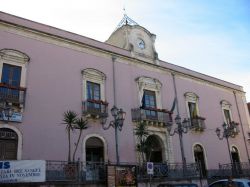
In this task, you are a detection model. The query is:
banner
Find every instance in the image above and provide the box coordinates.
[0,160,46,183]
[0,112,22,122]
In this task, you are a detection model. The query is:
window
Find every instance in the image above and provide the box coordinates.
[82,69,107,117]
[2,64,22,87]
[184,92,199,119]
[188,102,198,119]
[0,49,29,114]
[1,64,22,101]
[87,81,101,111]
[223,109,231,124]
[82,69,106,101]
[136,76,162,109]
[142,90,157,118]
[87,81,100,100]
[184,92,206,131]
[221,100,233,125]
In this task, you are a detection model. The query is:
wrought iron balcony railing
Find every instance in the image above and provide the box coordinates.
[82,99,108,119]
[0,83,26,104]
[189,116,206,131]
[131,107,173,127]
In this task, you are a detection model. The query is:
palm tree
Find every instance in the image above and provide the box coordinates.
[134,121,149,163]
[73,117,88,162]
[62,110,77,162]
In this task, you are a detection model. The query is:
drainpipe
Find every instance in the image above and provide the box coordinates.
[233,91,250,163]
[112,56,117,106]
[171,73,187,166]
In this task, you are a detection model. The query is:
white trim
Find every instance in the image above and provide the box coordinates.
[82,134,108,162]
[0,124,22,160]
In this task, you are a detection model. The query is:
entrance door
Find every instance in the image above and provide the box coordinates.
[86,137,104,162]
[231,146,241,174]
[85,137,104,181]
[194,144,206,177]
[0,128,18,160]
[145,135,163,163]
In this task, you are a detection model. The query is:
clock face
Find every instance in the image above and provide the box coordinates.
[138,39,145,49]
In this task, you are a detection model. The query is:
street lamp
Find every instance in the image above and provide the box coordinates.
[215,122,239,167]
[101,105,126,164]
[166,115,190,169]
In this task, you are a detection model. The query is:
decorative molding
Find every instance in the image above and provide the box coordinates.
[0,21,244,96]
[0,49,30,64]
[82,68,106,83]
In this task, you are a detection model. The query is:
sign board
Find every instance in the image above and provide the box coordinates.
[147,162,154,175]
[0,160,46,183]
[0,112,23,122]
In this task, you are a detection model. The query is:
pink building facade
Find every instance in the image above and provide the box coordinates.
[0,11,250,175]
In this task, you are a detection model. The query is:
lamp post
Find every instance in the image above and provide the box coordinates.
[166,115,190,169]
[101,105,126,164]
[215,122,239,173]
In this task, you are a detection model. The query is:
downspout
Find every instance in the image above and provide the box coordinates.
[233,91,250,163]
[112,56,117,105]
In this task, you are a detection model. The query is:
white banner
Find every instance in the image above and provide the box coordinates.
[0,112,23,122]
[0,160,46,183]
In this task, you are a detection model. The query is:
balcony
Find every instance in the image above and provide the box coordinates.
[189,116,206,131]
[131,107,173,127]
[82,99,108,119]
[0,83,26,104]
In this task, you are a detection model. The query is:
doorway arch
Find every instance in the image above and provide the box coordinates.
[0,128,18,160]
[231,146,240,163]
[193,144,207,177]
[145,135,163,162]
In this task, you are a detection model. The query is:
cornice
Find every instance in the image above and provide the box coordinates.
[0,20,245,96]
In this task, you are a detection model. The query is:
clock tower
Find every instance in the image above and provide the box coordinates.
[106,15,159,64]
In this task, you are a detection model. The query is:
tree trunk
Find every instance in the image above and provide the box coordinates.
[68,129,71,162]
[73,130,82,162]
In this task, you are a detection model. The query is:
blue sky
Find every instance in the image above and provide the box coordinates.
[1,0,250,101]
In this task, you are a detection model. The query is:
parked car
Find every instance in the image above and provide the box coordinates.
[157,183,198,187]
[209,179,250,187]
